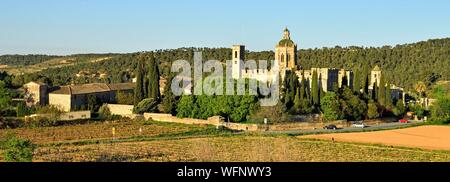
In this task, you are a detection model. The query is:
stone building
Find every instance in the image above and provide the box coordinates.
[232,28,297,82]
[24,82,135,112]
[231,28,353,93]
[296,68,351,92]
[24,81,49,106]
[368,66,405,102]
[275,27,298,71]
[49,83,135,112]
[370,65,382,87]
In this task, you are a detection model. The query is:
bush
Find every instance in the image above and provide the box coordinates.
[2,134,36,162]
[133,98,159,114]
[430,97,450,123]
[249,102,289,123]
[98,104,112,120]
[320,92,343,121]
[367,100,380,119]
[116,91,134,105]
[392,100,406,117]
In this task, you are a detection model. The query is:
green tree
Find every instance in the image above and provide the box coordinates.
[353,70,360,93]
[385,82,393,110]
[378,75,386,106]
[98,104,112,120]
[16,102,29,117]
[339,87,367,121]
[293,88,301,113]
[133,98,159,114]
[176,95,197,118]
[393,100,406,117]
[161,74,177,115]
[134,56,145,105]
[311,70,320,107]
[367,100,379,119]
[147,52,160,100]
[0,81,12,111]
[430,97,450,122]
[115,91,134,105]
[87,94,99,111]
[3,134,35,162]
[320,92,343,121]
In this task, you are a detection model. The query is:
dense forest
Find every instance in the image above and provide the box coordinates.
[0,55,61,66]
[299,38,450,91]
[3,38,449,92]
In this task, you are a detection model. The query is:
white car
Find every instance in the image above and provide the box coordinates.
[351,123,366,128]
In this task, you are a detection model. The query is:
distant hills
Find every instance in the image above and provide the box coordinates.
[1,38,449,91]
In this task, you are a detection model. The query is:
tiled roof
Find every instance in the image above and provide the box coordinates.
[50,83,135,95]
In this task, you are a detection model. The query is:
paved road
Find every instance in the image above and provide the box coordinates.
[262,121,423,136]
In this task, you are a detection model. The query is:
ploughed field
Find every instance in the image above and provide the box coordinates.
[0,120,208,144]
[2,121,450,162]
[302,125,450,150]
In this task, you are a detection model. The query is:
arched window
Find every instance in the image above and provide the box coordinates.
[235,51,238,58]
[280,53,284,63]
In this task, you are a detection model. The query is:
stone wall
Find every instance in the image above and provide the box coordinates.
[59,111,91,121]
[48,94,72,112]
[106,104,134,116]
[25,110,91,121]
[143,113,259,131]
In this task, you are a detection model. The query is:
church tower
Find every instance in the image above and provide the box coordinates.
[232,45,245,79]
[370,65,382,87]
[275,27,298,71]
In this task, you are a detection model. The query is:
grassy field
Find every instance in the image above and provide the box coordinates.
[2,120,450,162]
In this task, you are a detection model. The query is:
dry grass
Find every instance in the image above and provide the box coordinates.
[0,120,207,144]
[30,136,450,162]
[3,120,450,162]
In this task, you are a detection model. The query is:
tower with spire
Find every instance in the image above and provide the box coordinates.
[275,27,298,71]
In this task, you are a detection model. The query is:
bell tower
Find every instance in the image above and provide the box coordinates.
[232,45,245,79]
[275,27,298,71]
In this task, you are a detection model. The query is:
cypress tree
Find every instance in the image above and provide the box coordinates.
[311,70,319,106]
[162,74,176,115]
[362,66,369,94]
[341,75,348,89]
[353,70,360,93]
[147,52,160,100]
[385,81,393,109]
[293,88,301,114]
[134,56,145,105]
[378,75,386,106]
[371,81,377,101]
[300,75,306,99]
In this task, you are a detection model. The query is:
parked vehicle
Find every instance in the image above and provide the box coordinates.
[323,125,338,130]
[399,119,409,123]
[351,123,366,128]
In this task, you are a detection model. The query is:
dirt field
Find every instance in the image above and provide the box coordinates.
[302,125,450,150]
[30,136,450,162]
[0,120,208,144]
[3,121,450,162]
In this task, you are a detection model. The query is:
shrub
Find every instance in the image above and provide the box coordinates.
[116,91,134,105]
[2,134,36,162]
[430,97,450,123]
[133,98,158,114]
[367,100,380,119]
[98,104,112,120]
[320,92,343,121]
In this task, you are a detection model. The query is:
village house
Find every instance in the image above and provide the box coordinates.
[25,82,135,112]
